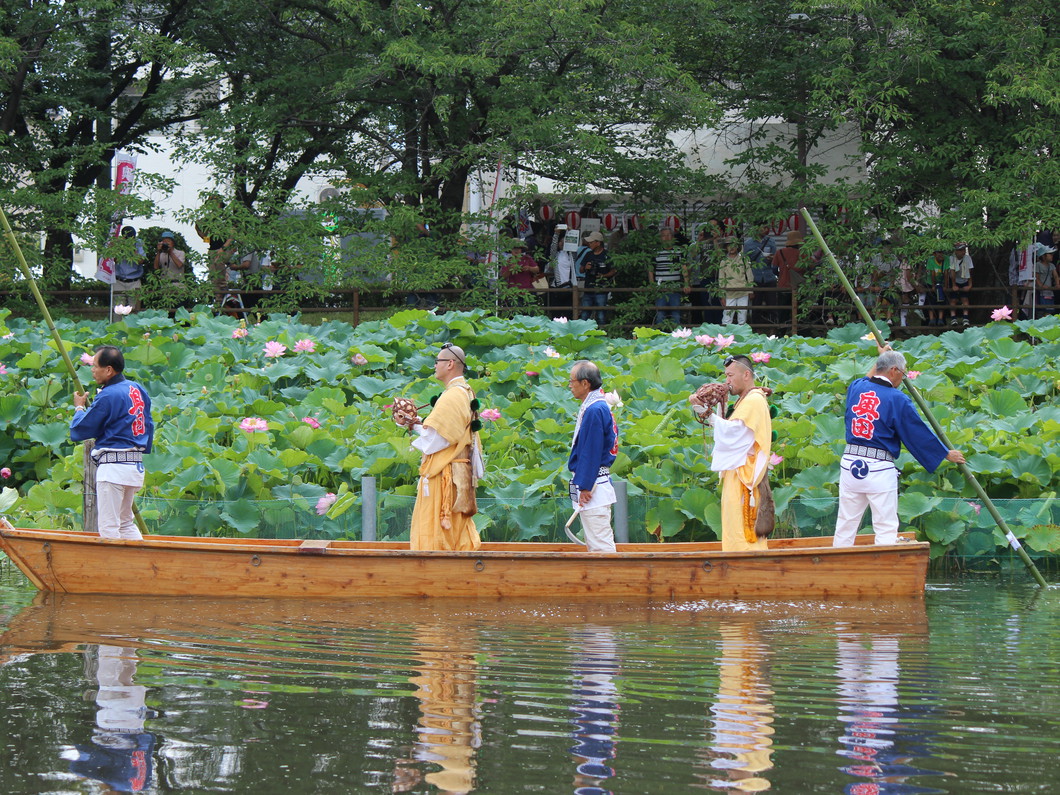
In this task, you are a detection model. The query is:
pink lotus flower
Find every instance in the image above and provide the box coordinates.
[990,306,1013,322]
[302,417,321,429]
[480,408,502,421]
[0,467,11,478]
[293,338,316,353]
[232,327,248,339]
[351,353,368,365]
[113,304,133,316]
[525,371,539,377]
[671,328,693,338]
[695,334,715,347]
[544,346,560,358]
[906,370,921,380]
[768,453,783,469]
[714,334,735,350]
[80,353,94,366]
[604,391,623,408]
[0,364,7,375]
[239,417,268,433]
[316,492,337,515]
[554,317,569,323]
[751,351,771,364]
[966,501,982,516]
[263,341,287,358]
[1,333,12,340]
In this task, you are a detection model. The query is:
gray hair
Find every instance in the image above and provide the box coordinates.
[571,360,603,390]
[875,350,906,374]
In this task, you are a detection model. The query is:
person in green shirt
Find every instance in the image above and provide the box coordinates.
[923,247,948,327]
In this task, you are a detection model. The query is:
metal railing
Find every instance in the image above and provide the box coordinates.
[1,284,1045,336]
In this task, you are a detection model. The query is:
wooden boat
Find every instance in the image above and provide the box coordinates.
[0,526,929,599]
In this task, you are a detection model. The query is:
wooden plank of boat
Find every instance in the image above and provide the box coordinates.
[0,526,928,600]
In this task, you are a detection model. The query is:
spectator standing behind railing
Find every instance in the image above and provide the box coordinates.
[152,231,185,283]
[717,239,753,326]
[923,247,948,327]
[1032,244,1057,314]
[744,224,778,325]
[651,227,684,326]
[898,254,924,328]
[771,230,805,328]
[945,242,974,326]
[686,226,722,325]
[577,232,615,325]
[112,227,146,313]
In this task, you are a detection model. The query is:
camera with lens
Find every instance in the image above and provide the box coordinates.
[160,242,170,252]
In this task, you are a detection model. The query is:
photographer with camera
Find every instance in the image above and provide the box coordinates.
[577,231,615,325]
[153,231,186,283]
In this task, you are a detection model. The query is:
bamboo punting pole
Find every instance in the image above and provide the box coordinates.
[799,208,1047,588]
[1,206,149,536]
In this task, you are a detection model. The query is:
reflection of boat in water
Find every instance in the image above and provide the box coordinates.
[0,527,930,600]
[0,591,929,662]
[0,592,934,794]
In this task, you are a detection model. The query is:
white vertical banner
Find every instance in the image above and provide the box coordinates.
[94,152,138,284]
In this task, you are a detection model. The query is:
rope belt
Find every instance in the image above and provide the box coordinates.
[843,444,894,462]
[93,450,144,464]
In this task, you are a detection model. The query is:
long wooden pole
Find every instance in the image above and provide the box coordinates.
[1,205,149,536]
[799,208,1047,587]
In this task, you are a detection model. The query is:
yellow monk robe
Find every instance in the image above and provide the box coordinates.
[410,377,482,551]
[715,389,771,552]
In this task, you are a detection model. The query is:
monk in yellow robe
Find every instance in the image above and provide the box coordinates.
[406,344,483,551]
[705,354,772,551]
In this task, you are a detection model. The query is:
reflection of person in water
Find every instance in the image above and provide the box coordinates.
[394,626,480,794]
[706,621,774,793]
[569,625,620,795]
[68,644,155,792]
[834,625,945,794]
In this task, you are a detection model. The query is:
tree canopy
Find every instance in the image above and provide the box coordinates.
[2,0,1058,288]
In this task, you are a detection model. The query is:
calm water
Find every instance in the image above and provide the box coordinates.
[0,561,1057,794]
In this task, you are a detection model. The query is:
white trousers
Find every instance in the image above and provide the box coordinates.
[722,295,749,325]
[96,481,143,540]
[833,487,899,547]
[579,506,616,553]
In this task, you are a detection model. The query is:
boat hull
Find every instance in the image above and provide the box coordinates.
[0,528,928,600]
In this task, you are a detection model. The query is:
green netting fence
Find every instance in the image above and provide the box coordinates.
[124,491,1058,568]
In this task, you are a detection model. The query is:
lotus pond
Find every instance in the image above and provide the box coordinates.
[0,308,1058,561]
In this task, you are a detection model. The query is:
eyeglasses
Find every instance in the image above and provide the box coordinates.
[440,342,465,366]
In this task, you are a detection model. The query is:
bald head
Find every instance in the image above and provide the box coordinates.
[433,343,466,384]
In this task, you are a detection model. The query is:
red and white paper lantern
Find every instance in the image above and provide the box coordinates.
[629,215,643,231]
[603,213,618,231]
[663,215,682,231]
[565,211,581,230]
[539,204,554,221]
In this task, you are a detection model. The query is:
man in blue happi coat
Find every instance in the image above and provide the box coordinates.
[71,346,154,540]
[834,346,964,547]
[567,360,619,552]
